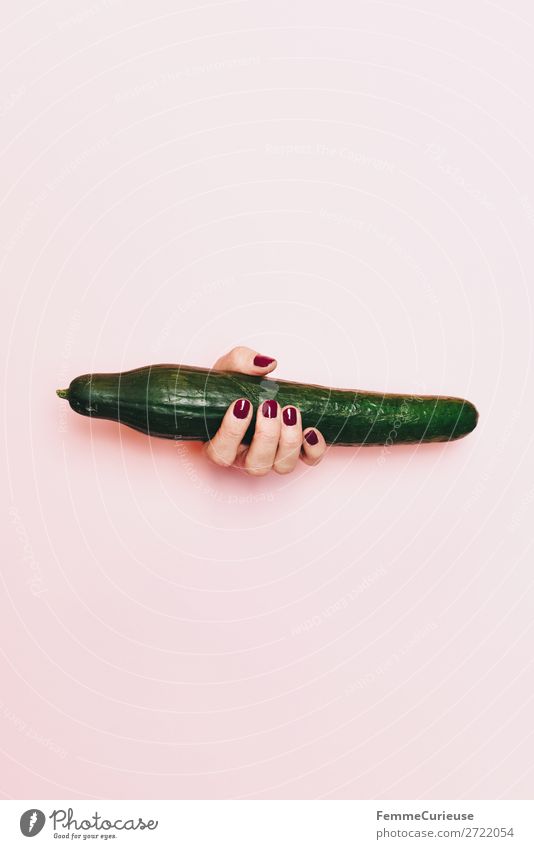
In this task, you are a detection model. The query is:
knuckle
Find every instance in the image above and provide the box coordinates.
[281,433,302,448]
[245,465,270,477]
[228,345,246,361]
[274,463,293,475]
[253,429,279,446]
[206,446,233,467]
[222,423,245,441]
[212,455,233,468]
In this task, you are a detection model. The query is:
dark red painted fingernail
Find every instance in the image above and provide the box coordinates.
[254,355,275,368]
[233,398,251,419]
[283,406,297,426]
[262,399,278,418]
[305,429,319,445]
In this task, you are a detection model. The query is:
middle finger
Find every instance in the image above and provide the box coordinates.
[244,400,281,476]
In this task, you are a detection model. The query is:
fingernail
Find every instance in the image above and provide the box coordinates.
[233,399,251,419]
[262,399,278,418]
[283,406,297,426]
[254,355,275,368]
[305,429,319,445]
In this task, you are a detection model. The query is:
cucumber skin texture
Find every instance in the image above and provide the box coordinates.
[62,364,478,446]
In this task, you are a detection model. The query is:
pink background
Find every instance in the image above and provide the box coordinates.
[1,0,533,799]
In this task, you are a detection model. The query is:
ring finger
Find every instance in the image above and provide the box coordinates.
[273,406,302,474]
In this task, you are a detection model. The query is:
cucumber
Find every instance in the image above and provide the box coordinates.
[56,364,478,446]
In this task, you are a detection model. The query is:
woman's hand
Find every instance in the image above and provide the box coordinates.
[204,346,326,475]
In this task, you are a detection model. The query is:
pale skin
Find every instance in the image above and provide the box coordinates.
[204,346,327,475]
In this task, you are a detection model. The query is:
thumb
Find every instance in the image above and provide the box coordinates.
[213,346,277,376]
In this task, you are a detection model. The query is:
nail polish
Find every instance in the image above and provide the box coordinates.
[254,355,275,368]
[233,399,250,419]
[283,406,297,426]
[305,430,319,445]
[262,399,278,418]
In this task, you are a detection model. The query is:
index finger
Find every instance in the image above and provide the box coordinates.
[204,399,253,467]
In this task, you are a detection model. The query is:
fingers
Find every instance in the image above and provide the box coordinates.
[204,398,328,475]
[273,406,303,474]
[204,398,253,467]
[300,427,327,466]
[213,346,277,376]
[244,399,281,476]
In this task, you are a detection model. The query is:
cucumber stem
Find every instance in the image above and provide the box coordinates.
[56,388,69,399]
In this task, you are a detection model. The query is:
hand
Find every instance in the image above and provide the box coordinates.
[205,346,326,475]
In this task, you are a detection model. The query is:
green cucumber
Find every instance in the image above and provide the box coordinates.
[56,364,478,446]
